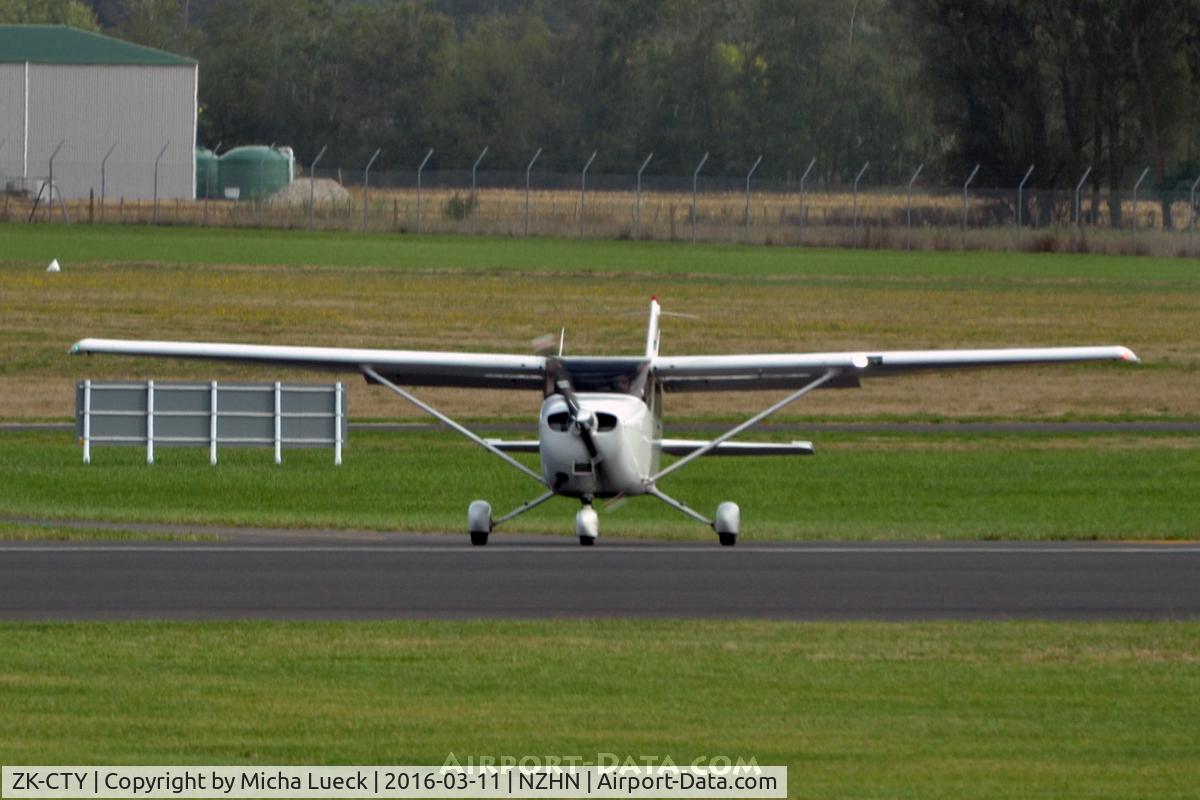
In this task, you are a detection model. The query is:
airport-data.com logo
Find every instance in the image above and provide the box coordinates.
[441,754,762,774]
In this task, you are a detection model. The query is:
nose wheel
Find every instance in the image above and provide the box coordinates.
[576,500,599,546]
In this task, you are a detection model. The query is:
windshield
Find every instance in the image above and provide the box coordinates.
[550,358,650,398]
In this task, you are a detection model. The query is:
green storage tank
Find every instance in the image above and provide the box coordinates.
[195,148,219,199]
[217,146,292,201]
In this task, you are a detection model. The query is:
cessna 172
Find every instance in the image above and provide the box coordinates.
[71,298,1138,546]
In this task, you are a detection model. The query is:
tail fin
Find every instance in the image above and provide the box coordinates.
[644,296,661,358]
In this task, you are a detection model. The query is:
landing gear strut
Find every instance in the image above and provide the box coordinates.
[641,370,838,545]
[465,491,558,546]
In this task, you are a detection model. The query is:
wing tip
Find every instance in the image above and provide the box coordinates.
[1118,346,1140,364]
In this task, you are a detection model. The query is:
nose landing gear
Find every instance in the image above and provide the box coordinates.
[576,498,599,546]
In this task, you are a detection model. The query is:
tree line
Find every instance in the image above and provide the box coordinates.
[6,0,1200,201]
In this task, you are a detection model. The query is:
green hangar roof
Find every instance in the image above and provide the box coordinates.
[0,25,195,66]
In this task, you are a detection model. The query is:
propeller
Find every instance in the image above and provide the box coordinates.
[531,328,565,356]
[547,357,605,480]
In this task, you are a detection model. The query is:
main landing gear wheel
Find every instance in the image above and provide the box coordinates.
[575,503,599,547]
[468,500,493,546]
[714,501,740,547]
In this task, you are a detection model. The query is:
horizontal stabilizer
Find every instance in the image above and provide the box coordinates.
[484,439,540,453]
[660,439,814,456]
[485,439,815,456]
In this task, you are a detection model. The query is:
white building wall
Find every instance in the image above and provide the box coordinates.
[0,62,27,183]
[22,62,196,200]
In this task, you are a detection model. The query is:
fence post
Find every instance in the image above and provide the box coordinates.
[1016,164,1034,246]
[152,141,169,224]
[362,147,381,232]
[961,163,980,250]
[100,142,117,224]
[146,380,155,465]
[1190,174,1200,257]
[691,152,709,244]
[744,155,763,243]
[47,139,65,223]
[209,380,218,466]
[334,381,343,467]
[852,161,869,247]
[416,148,433,234]
[1073,166,1092,240]
[578,150,597,239]
[202,141,220,226]
[906,162,924,250]
[636,152,653,240]
[470,145,489,235]
[257,152,266,227]
[273,381,282,466]
[82,379,92,464]
[1131,166,1150,248]
[308,145,327,231]
[798,158,816,244]
[524,147,542,237]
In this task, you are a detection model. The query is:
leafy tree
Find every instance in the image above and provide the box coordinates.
[0,0,99,28]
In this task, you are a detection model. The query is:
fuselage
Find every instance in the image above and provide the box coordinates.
[538,390,662,498]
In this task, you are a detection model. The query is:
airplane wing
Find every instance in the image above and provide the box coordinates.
[69,339,546,390]
[652,346,1139,392]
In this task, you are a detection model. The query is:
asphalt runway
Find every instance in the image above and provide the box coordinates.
[1,525,1198,621]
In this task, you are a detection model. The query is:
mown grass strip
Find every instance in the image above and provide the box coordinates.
[0,521,216,542]
[0,620,1196,799]
[5,223,1200,281]
[3,430,1197,540]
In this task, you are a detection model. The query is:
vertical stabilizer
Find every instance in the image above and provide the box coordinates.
[645,296,661,358]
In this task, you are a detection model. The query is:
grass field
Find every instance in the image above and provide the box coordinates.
[6,222,1200,278]
[4,429,1197,540]
[2,224,1197,421]
[1,620,1197,799]
[2,224,1198,798]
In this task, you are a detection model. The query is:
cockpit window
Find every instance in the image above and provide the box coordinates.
[548,359,650,398]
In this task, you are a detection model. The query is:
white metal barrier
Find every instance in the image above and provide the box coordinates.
[76,380,346,465]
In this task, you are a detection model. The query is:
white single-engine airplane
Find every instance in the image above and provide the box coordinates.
[72,298,1138,546]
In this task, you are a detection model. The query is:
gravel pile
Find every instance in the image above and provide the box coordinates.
[268,178,352,206]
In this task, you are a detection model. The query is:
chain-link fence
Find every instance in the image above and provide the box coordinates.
[4,159,1200,257]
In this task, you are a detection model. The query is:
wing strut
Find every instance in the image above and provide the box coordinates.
[361,366,545,486]
[649,368,839,484]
